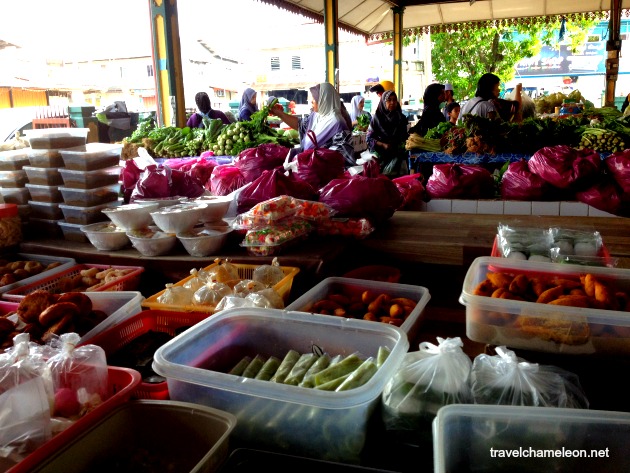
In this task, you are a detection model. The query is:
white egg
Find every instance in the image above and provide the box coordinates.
[556,240,574,255]
[574,242,598,257]
[507,251,527,260]
[528,254,551,263]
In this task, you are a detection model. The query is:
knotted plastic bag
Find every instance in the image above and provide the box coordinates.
[156,283,194,306]
[236,169,317,214]
[294,131,345,189]
[500,158,552,201]
[425,163,495,199]
[210,165,246,196]
[381,337,472,442]
[392,173,425,210]
[528,145,601,191]
[471,346,588,408]
[576,175,624,216]
[605,149,630,197]
[252,257,285,287]
[193,282,233,307]
[234,143,290,182]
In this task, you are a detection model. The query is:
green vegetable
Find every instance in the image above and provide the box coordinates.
[313,354,363,386]
[376,346,391,369]
[242,354,266,378]
[228,356,252,376]
[299,354,331,388]
[336,358,377,391]
[270,350,300,383]
[314,374,350,391]
[255,356,281,381]
[284,353,318,386]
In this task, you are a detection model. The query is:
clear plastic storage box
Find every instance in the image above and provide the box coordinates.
[461,256,630,355]
[58,166,121,189]
[0,187,30,205]
[59,143,122,171]
[24,128,88,150]
[26,149,64,168]
[25,184,63,203]
[57,220,88,242]
[23,166,63,186]
[0,169,27,187]
[27,201,63,220]
[59,200,121,225]
[433,404,630,473]
[0,148,30,171]
[152,308,409,463]
[59,183,120,207]
[25,218,62,238]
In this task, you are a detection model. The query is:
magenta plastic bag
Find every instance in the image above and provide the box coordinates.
[210,164,247,196]
[528,145,601,190]
[501,158,552,201]
[393,173,425,210]
[294,131,345,189]
[130,164,171,202]
[237,168,317,214]
[170,168,206,199]
[121,159,142,203]
[605,150,630,196]
[234,143,289,183]
[425,164,495,199]
[576,176,623,216]
[189,159,218,190]
[319,176,403,223]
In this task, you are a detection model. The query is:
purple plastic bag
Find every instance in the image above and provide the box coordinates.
[234,143,289,183]
[529,145,601,190]
[237,169,317,214]
[576,176,623,216]
[501,158,552,201]
[393,173,425,210]
[210,164,247,196]
[425,163,495,199]
[294,131,345,189]
[170,169,206,199]
[121,159,142,203]
[605,149,630,196]
[319,176,403,223]
[130,164,171,202]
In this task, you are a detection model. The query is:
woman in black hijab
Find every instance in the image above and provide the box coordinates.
[409,83,446,137]
[367,90,409,176]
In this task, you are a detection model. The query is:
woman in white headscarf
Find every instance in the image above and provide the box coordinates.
[349,95,371,128]
[270,82,350,151]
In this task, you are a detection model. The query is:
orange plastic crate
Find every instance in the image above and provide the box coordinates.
[84,310,210,400]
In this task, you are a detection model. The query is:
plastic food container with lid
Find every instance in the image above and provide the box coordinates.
[25,184,63,203]
[59,143,122,171]
[59,200,122,225]
[0,203,22,249]
[23,128,89,150]
[59,183,120,207]
[0,169,28,188]
[26,149,65,168]
[0,187,30,205]
[0,148,30,171]
[153,308,408,463]
[58,166,121,189]
[23,166,64,186]
[28,201,63,220]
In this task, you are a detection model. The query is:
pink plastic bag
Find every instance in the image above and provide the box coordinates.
[210,164,247,196]
[294,131,345,189]
[237,168,317,214]
[130,164,171,201]
[234,143,289,182]
[120,160,143,203]
[501,159,552,201]
[605,149,630,196]
[528,145,601,190]
[576,176,624,216]
[319,176,403,223]
[393,173,425,210]
[425,164,495,199]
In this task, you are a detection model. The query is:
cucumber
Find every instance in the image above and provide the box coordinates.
[313,354,363,387]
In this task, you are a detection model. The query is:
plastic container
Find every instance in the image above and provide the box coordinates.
[150,203,207,234]
[433,404,630,473]
[27,201,63,220]
[193,195,232,223]
[127,228,178,256]
[143,261,300,313]
[26,149,64,168]
[85,309,211,399]
[58,165,121,189]
[0,203,22,249]
[0,187,30,204]
[177,227,233,257]
[81,222,130,251]
[0,169,28,187]
[5,367,142,473]
[59,200,122,225]
[24,127,89,150]
[57,220,88,242]
[11,400,236,473]
[59,183,120,207]
[0,253,74,294]
[287,277,430,340]
[16,204,31,221]
[3,264,144,301]
[152,308,409,463]
[0,148,30,171]
[461,256,630,355]
[58,143,122,171]
[23,166,63,186]
[25,184,63,203]
[101,202,159,231]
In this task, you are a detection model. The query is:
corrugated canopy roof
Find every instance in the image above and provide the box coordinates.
[259,0,630,38]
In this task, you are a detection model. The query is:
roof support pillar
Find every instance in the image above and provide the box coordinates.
[392,6,405,100]
[324,0,339,88]
[605,0,622,107]
[149,0,186,127]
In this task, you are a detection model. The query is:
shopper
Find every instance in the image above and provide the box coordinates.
[446,102,460,124]
[186,92,231,128]
[349,95,371,129]
[442,83,455,120]
[459,74,522,123]
[238,88,259,122]
[366,90,409,177]
[409,83,446,137]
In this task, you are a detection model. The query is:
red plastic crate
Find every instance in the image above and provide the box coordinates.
[7,366,141,473]
[2,264,144,301]
[84,310,211,400]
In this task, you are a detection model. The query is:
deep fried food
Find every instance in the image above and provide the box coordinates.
[508,274,529,295]
[486,272,513,289]
[39,302,79,327]
[515,315,590,345]
[548,295,590,308]
[536,285,565,304]
[17,290,58,324]
[57,292,92,317]
[473,279,496,297]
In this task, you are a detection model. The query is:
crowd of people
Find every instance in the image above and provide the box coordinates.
[187,73,524,178]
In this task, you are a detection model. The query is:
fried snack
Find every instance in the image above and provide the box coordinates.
[0,273,16,286]
[536,285,564,304]
[57,292,93,317]
[17,290,58,324]
[41,314,74,344]
[473,279,496,297]
[81,267,99,278]
[548,295,590,308]
[594,280,618,310]
[515,315,591,345]
[46,262,62,271]
[581,274,596,297]
[508,274,529,296]
[530,277,550,298]
[486,272,513,289]
[551,278,582,290]
[39,302,79,327]
[24,261,44,274]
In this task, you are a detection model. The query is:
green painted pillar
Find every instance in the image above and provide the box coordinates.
[324,0,339,88]
[392,6,404,101]
[148,0,186,127]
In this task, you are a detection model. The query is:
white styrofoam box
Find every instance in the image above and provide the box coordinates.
[560,201,588,216]
[0,253,76,295]
[426,199,452,213]
[451,199,477,214]
[588,206,617,218]
[78,291,144,343]
[153,308,408,463]
[503,200,531,215]
[286,276,430,341]
[532,201,560,216]
[477,199,504,215]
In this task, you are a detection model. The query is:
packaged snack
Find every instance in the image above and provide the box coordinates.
[294,199,336,222]
[249,195,298,222]
[241,219,312,256]
[315,218,375,239]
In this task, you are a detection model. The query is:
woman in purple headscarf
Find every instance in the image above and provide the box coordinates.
[269,82,349,150]
[186,92,231,128]
[238,88,259,122]
[367,90,409,176]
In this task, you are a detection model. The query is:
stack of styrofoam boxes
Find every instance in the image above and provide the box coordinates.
[0,148,32,226]
[20,128,90,239]
[57,142,123,242]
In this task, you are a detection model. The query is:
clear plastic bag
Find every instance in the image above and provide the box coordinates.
[183,268,206,293]
[233,280,267,298]
[381,337,472,441]
[45,333,108,419]
[252,257,285,287]
[213,295,258,313]
[256,288,284,309]
[193,282,232,307]
[471,346,588,408]
[156,283,194,306]
[207,258,239,283]
[497,223,553,261]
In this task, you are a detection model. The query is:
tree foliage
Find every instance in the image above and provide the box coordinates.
[429,18,597,100]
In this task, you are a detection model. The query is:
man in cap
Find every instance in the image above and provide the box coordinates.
[442,83,455,120]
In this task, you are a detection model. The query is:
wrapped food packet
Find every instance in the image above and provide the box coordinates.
[381,337,472,444]
[256,288,284,309]
[471,346,588,408]
[45,333,108,419]
[0,334,54,462]
[252,257,285,287]
[549,227,603,259]
[193,282,232,307]
[157,283,194,306]
[183,268,206,293]
[213,295,257,313]
[208,258,239,283]
[233,280,267,298]
[497,223,553,261]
